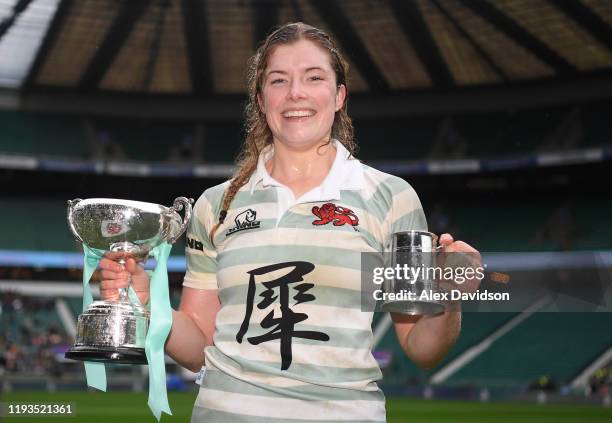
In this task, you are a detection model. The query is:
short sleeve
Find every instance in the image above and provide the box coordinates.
[384,178,428,249]
[183,192,219,290]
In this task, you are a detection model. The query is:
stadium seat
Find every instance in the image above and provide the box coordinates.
[447,308,612,386]
[0,111,89,158]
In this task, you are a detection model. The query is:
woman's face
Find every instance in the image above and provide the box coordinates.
[258,39,346,150]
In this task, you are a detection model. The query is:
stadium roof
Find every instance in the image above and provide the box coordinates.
[0,0,610,97]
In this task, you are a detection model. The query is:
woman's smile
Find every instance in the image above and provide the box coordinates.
[282,109,316,119]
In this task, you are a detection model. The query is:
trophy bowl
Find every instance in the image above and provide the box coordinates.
[65,197,192,364]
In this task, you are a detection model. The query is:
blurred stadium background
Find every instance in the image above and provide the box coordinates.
[1,0,612,421]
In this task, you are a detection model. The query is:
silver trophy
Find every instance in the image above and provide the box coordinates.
[381,230,445,315]
[65,197,193,364]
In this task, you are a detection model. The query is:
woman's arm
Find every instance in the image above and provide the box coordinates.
[390,233,480,369]
[391,311,461,370]
[99,256,221,373]
[165,287,221,372]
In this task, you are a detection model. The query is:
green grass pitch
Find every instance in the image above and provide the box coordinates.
[1,391,611,422]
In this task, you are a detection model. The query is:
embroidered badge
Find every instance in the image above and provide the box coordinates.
[311,203,359,229]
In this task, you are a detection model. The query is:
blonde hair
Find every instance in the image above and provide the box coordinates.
[209,22,356,243]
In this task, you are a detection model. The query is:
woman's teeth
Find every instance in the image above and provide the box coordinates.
[283,110,314,118]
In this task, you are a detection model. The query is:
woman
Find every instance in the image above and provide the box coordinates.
[99,22,479,422]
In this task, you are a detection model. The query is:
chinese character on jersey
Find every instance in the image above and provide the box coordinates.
[236,261,330,370]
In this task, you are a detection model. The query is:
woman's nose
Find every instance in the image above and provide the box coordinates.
[287,79,307,100]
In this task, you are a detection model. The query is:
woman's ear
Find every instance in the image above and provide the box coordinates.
[335,84,347,111]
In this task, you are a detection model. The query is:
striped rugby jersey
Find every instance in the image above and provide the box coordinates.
[183,140,427,422]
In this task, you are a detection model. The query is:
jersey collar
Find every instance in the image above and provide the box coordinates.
[247,139,365,200]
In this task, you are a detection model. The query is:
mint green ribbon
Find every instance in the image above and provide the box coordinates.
[81,243,174,420]
[145,242,173,420]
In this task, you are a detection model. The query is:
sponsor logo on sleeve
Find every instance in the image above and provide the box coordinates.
[186,236,204,251]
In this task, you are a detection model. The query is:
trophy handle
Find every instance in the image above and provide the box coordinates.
[67,199,84,244]
[167,197,194,243]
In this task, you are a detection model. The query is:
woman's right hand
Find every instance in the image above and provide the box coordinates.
[98,253,150,306]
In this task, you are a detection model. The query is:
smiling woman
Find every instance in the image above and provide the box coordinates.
[208,22,356,233]
[97,21,477,423]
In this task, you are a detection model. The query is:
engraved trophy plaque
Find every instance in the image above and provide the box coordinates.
[65,197,193,364]
[381,230,445,315]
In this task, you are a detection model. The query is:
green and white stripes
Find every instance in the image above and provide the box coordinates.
[185,161,426,422]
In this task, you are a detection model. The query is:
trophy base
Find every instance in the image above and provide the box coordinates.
[65,346,147,365]
[381,300,445,315]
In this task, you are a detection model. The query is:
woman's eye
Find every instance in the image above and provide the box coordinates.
[270,79,285,85]
[309,75,323,81]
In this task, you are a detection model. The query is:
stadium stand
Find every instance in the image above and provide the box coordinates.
[0,197,605,255]
[574,199,612,250]
[427,197,612,253]
[1,100,609,164]
[0,196,609,255]
[204,122,244,163]
[447,307,612,387]
[355,117,439,160]
[454,110,517,157]
[448,201,560,252]
[582,100,612,147]
[0,110,89,158]
[376,312,517,387]
[92,119,195,162]
[65,297,82,320]
[0,293,69,375]
[0,198,76,252]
